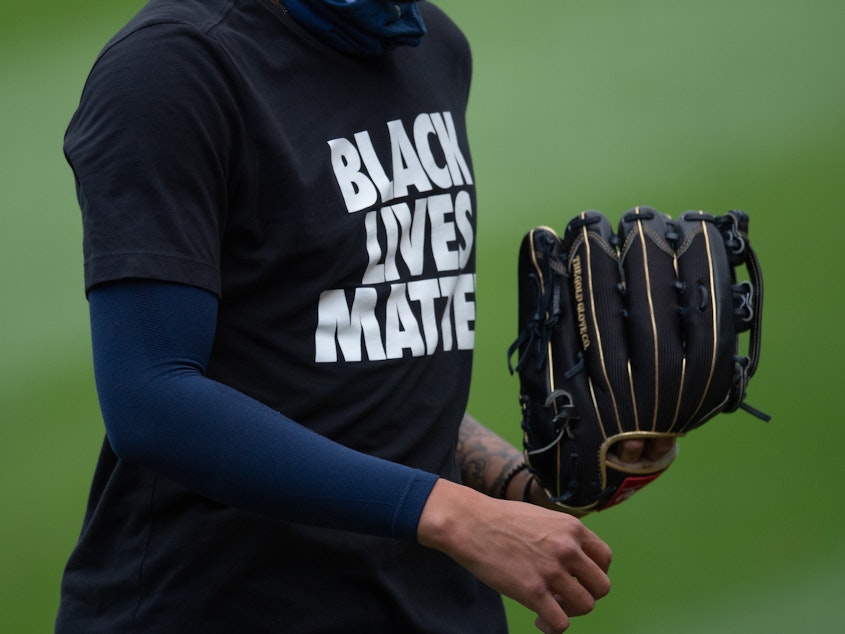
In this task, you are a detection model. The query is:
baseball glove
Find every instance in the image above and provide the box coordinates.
[508,207,768,515]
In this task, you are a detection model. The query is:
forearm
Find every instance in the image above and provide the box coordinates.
[457,413,534,501]
[459,413,573,511]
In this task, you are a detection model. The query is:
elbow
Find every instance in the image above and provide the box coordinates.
[94,367,169,466]
[94,367,201,468]
[97,389,151,465]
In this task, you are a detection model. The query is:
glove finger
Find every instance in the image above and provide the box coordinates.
[561,211,632,439]
[616,207,685,433]
[673,211,737,430]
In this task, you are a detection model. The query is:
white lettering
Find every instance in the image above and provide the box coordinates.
[453,273,476,350]
[380,206,401,282]
[408,278,442,354]
[438,275,456,352]
[391,200,427,277]
[387,119,433,200]
[414,113,453,189]
[430,112,473,187]
[361,211,386,285]
[354,130,394,203]
[320,113,478,363]
[428,193,460,273]
[328,137,377,213]
[385,284,426,358]
[315,288,386,362]
[454,190,474,269]
[315,273,476,363]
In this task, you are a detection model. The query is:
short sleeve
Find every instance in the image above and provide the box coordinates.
[64,23,243,296]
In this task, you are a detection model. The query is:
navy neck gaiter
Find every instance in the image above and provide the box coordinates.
[281,0,427,57]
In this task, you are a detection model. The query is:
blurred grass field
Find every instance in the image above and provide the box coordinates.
[1,1,843,632]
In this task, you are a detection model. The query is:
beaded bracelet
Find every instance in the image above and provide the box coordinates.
[498,462,530,499]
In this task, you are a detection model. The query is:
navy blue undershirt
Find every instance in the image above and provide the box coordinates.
[87,279,438,540]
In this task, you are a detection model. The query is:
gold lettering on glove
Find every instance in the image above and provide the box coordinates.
[572,255,591,350]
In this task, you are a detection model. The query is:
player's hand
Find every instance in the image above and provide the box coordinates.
[612,437,677,464]
[519,438,677,514]
[418,479,612,633]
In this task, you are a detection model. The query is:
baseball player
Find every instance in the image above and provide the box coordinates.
[56,1,672,632]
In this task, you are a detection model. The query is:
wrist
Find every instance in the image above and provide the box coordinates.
[417,479,464,552]
[498,462,530,499]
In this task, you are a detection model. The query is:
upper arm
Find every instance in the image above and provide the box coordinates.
[88,279,219,460]
[66,24,242,295]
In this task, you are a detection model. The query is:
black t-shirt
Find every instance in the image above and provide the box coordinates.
[58,0,506,631]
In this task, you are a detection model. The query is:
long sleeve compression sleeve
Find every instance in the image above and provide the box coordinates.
[87,279,438,540]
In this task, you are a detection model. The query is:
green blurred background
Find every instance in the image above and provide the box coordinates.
[1,0,843,631]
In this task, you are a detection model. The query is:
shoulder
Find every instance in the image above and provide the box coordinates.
[411,2,473,98]
[84,0,242,93]
[64,1,247,188]
[420,1,472,54]
[104,0,236,46]
[70,0,245,131]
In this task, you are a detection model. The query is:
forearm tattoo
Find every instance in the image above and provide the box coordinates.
[457,414,525,498]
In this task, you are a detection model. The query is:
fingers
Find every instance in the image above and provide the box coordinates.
[536,615,568,634]
[614,438,645,463]
[532,593,571,634]
[567,539,612,605]
[644,436,676,461]
[553,574,602,616]
[532,566,611,634]
[527,528,612,633]
[612,437,676,464]
[529,586,592,634]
